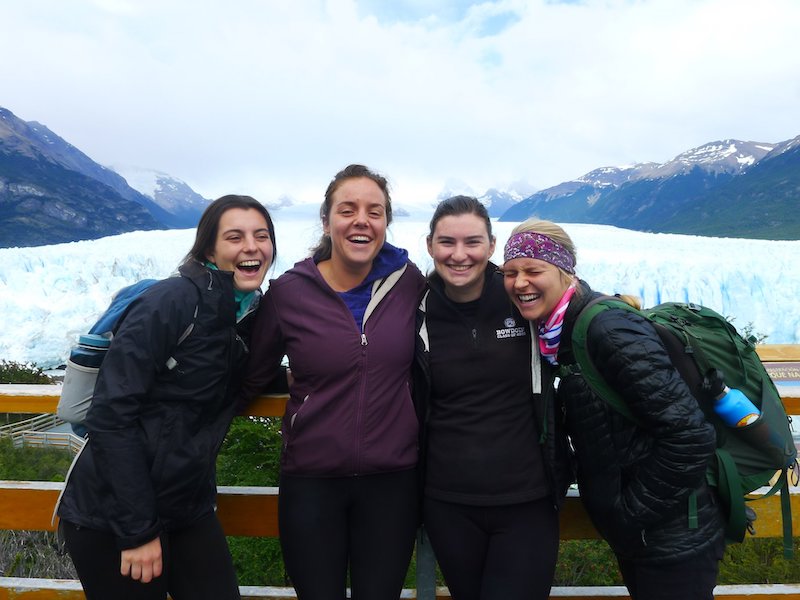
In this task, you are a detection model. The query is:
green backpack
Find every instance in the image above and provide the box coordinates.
[563,297,797,556]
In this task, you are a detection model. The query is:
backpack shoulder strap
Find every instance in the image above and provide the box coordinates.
[567,296,643,425]
[89,279,160,335]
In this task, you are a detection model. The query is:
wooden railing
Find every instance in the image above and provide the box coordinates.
[1,344,799,599]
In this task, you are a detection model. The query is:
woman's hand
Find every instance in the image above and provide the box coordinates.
[120,537,163,583]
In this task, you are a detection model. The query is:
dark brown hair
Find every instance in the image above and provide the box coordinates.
[186,194,276,266]
[428,195,493,241]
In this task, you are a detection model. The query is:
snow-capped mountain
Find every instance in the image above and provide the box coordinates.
[501,136,800,240]
[111,165,210,228]
[645,139,776,178]
[1,105,215,247]
[1,107,162,247]
[435,180,533,218]
[477,188,524,217]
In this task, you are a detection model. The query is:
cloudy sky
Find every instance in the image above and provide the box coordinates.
[3,0,799,206]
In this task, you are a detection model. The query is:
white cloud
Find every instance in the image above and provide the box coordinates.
[2,0,799,205]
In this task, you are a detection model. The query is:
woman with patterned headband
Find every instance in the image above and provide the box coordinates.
[414,198,572,600]
[501,218,725,600]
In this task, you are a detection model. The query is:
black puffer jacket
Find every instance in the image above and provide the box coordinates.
[557,281,725,563]
[57,260,257,550]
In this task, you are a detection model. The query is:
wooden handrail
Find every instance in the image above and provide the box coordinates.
[2,482,799,540]
[2,388,799,418]
[0,386,290,417]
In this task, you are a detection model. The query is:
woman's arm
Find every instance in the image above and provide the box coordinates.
[238,290,287,409]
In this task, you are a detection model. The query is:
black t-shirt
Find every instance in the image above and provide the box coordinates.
[424,272,549,505]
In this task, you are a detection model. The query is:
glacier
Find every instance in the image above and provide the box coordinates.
[1,207,799,369]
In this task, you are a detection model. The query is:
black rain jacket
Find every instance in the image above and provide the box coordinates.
[57,260,257,550]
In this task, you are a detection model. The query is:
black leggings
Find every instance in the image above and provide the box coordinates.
[423,496,560,600]
[278,469,418,600]
[61,512,240,600]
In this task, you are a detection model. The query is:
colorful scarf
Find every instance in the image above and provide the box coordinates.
[538,283,576,365]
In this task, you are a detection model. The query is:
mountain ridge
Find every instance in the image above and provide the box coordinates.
[1,107,209,247]
[2,105,798,246]
[500,137,800,240]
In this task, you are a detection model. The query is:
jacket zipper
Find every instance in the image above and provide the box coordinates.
[353,326,369,475]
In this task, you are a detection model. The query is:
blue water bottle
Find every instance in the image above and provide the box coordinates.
[714,387,760,427]
[704,369,760,428]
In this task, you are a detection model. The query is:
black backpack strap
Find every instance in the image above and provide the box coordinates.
[779,470,794,558]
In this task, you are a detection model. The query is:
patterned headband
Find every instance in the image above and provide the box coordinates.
[503,231,576,274]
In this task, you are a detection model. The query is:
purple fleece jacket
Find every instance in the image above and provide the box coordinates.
[242,248,425,476]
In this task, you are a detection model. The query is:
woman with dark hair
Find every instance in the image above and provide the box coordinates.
[415,196,571,600]
[501,219,725,600]
[241,164,425,599]
[57,195,277,600]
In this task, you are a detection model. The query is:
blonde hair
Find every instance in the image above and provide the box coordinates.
[615,294,642,310]
[509,219,641,309]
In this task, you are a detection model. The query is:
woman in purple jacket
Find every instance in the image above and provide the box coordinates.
[242,164,425,599]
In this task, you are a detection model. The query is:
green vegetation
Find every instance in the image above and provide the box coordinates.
[0,360,74,578]
[555,538,800,586]
[0,451,71,577]
[0,437,72,481]
[216,416,289,586]
[0,360,54,384]
[555,540,621,585]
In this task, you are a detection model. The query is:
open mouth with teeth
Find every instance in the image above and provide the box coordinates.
[517,293,541,303]
[237,260,262,273]
[447,264,472,272]
[348,235,372,244]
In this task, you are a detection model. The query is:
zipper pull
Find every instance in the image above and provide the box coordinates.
[361,333,368,346]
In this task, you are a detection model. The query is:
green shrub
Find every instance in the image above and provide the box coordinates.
[555,539,621,586]
[0,437,73,481]
[217,416,287,585]
[720,538,800,584]
[0,360,54,384]
[216,416,282,487]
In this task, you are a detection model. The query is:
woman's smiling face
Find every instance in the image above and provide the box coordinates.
[324,176,388,274]
[502,257,571,322]
[206,207,273,292]
[427,213,495,303]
